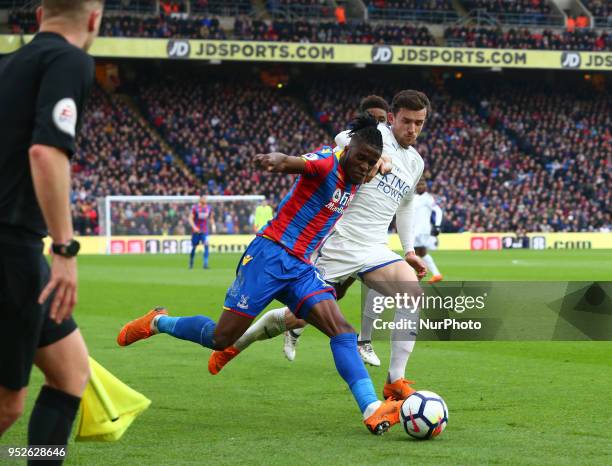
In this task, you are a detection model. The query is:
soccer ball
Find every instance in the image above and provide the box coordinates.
[400,390,448,440]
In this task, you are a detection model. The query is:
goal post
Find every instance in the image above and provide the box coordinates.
[101,195,266,255]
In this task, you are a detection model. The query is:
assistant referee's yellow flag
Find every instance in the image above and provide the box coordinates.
[75,357,151,442]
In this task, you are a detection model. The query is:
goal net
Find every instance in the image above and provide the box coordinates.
[99,195,265,255]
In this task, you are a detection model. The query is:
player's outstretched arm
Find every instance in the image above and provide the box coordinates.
[254,152,306,175]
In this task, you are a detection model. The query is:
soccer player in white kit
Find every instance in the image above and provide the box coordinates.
[208,90,430,401]
[413,179,444,283]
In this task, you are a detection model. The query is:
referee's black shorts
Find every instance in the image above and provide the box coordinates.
[0,240,77,391]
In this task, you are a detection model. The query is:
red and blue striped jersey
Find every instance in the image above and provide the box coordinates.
[191,205,211,233]
[260,146,358,262]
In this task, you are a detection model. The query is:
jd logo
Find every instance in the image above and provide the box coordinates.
[167,40,191,58]
[561,52,581,69]
[371,46,393,64]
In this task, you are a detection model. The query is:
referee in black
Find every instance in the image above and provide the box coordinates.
[0,0,104,460]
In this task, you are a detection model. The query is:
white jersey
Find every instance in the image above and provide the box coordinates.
[333,124,424,253]
[413,192,442,237]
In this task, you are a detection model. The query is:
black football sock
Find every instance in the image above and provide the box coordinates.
[28,385,81,466]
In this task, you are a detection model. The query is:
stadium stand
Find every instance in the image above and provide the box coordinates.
[364,0,458,23]
[137,75,329,206]
[582,0,611,28]
[3,3,609,234]
[233,18,435,45]
[459,0,561,25]
[192,0,253,16]
[475,80,611,232]
[266,0,335,19]
[99,14,226,39]
[8,9,608,50]
[60,64,611,235]
[71,86,198,235]
[444,26,611,51]
[302,74,610,233]
[105,0,157,12]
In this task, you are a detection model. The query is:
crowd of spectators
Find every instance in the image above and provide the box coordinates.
[67,72,610,235]
[71,86,199,235]
[105,0,156,12]
[137,76,329,211]
[445,26,611,51]
[266,0,333,18]
[70,78,612,235]
[461,0,558,25]
[461,0,551,15]
[7,10,37,34]
[10,12,609,51]
[579,1,609,19]
[234,17,435,45]
[365,0,453,11]
[192,0,253,16]
[300,76,610,233]
[107,200,258,236]
[99,14,226,39]
[476,81,610,232]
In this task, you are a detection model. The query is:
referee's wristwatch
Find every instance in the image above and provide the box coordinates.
[52,239,81,258]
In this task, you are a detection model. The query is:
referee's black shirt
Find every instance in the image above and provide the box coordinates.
[0,32,94,243]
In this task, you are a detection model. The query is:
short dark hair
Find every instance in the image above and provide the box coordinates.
[391,90,431,117]
[348,112,383,153]
[359,95,389,114]
[42,0,104,18]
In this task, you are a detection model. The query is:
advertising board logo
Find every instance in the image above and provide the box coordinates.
[371,45,393,64]
[167,40,191,58]
[561,52,581,69]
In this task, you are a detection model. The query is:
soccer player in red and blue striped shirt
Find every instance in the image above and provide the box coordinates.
[117,114,405,435]
[188,195,213,269]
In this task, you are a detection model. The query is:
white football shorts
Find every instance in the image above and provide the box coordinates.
[313,230,403,284]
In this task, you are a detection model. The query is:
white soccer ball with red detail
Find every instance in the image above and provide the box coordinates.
[400,390,448,440]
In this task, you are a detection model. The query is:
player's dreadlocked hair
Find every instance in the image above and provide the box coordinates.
[348,112,383,153]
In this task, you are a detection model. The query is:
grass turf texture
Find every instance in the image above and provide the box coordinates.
[3,250,611,465]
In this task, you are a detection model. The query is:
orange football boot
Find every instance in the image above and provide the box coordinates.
[117,306,168,347]
[364,398,403,435]
[208,346,241,375]
[383,378,416,400]
[428,274,443,284]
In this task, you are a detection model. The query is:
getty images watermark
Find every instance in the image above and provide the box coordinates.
[362,282,612,341]
[370,291,488,331]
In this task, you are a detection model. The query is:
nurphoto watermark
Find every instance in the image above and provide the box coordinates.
[361,282,611,341]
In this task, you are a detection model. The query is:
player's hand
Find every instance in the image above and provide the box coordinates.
[379,152,392,175]
[405,251,427,281]
[38,255,78,324]
[254,153,286,172]
[193,227,200,233]
[431,226,441,237]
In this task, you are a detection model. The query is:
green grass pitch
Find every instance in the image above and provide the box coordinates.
[3,250,611,465]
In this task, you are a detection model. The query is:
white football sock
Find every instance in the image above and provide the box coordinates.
[363,400,382,420]
[359,287,381,342]
[388,307,417,383]
[423,254,441,276]
[233,308,287,351]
